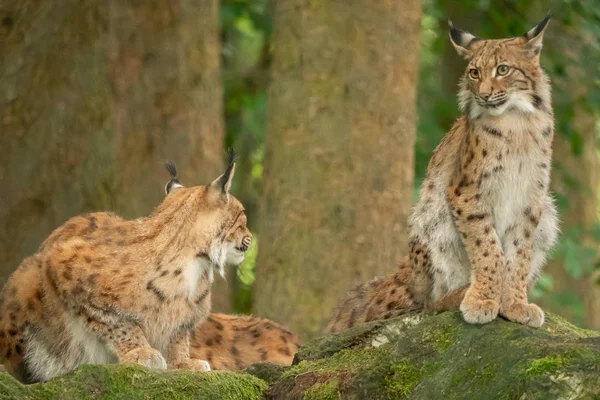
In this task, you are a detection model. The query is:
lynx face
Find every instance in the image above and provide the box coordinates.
[163,154,252,279]
[222,207,252,266]
[450,14,550,119]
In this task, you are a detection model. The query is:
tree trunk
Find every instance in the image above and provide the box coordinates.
[254,0,421,340]
[0,1,230,311]
[538,10,600,330]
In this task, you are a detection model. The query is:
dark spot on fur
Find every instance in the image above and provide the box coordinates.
[146,281,166,302]
[89,216,98,232]
[260,349,268,361]
[542,127,552,137]
[174,269,182,276]
[483,125,502,137]
[71,286,84,296]
[278,347,292,357]
[531,94,543,109]
[63,269,73,280]
[214,334,223,345]
[467,213,486,221]
[195,289,210,305]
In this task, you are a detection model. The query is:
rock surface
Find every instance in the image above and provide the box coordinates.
[1,312,599,399]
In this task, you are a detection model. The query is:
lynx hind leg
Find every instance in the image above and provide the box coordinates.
[0,256,45,383]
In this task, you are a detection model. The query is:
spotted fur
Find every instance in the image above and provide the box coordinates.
[0,154,252,383]
[190,313,300,370]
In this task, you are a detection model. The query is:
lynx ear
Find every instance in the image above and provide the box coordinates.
[522,12,551,58]
[210,149,236,200]
[449,20,480,60]
[164,160,184,195]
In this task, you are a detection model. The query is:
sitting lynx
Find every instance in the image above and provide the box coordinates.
[0,152,252,383]
[328,14,557,332]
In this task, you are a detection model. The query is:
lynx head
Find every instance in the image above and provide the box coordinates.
[449,13,551,119]
[161,150,252,277]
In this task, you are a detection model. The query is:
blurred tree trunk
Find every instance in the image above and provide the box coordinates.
[548,112,600,329]
[254,0,421,340]
[0,1,231,311]
[544,16,600,329]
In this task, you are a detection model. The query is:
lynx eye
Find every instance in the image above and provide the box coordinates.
[497,65,510,76]
[468,69,480,80]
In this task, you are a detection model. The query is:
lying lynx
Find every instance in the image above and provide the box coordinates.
[0,152,252,383]
[329,14,558,332]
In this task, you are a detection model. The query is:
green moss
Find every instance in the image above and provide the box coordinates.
[450,363,496,387]
[245,362,287,384]
[0,365,267,400]
[285,346,390,378]
[303,378,340,400]
[424,324,459,351]
[385,360,421,397]
[523,354,575,378]
[542,313,600,338]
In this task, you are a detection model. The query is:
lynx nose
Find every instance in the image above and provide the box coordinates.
[240,236,252,252]
[479,93,491,101]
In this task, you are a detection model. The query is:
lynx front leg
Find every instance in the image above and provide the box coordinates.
[85,317,166,369]
[499,211,545,327]
[166,331,211,371]
[449,188,504,324]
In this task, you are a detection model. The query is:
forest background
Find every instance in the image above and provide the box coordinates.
[0,0,599,341]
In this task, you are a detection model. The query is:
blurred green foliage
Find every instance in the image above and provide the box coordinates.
[221,0,600,322]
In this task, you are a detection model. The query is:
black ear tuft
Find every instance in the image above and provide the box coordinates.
[164,160,183,195]
[524,11,551,40]
[448,20,480,59]
[165,160,178,179]
[220,148,237,192]
[226,148,237,170]
[210,148,237,196]
[449,20,463,46]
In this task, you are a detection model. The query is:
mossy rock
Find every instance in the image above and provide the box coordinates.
[270,311,600,399]
[0,364,266,400]
[1,312,599,399]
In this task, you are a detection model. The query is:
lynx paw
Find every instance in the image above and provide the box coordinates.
[121,348,167,370]
[460,296,499,325]
[176,359,211,372]
[501,303,545,328]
